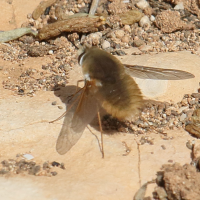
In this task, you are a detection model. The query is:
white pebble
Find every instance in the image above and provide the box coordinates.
[180,113,187,122]
[115,30,125,39]
[68,11,74,15]
[139,15,151,27]
[124,25,131,33]
[35,41,39,45]
[123,0,130,3]
[162,114,166,118]
[178,106,188,114]
[96,32,103,37]
[102,40,110,49]
[136,0,149,10]
[23,154,34,160]
[88,32,102,45]
[174,2,184,10]
[49,50,54,55]
[150,15,155,22]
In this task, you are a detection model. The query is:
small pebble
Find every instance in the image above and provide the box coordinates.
[115,30,125,39]
[150,15,155,22]
[60,163,65,169]
[174,2,184,10]
[23,154,34,160]
[186,140,194,150]
[35,41,39,45]
[52,101,57,105]
[49,50,54,55]
[51,171,58,176]
[51,161,60,167]
[58,106,63,109]
[113,50,126,56]
[133,39,145,47]
[88,32,102,45]
[16,153,22,157]
[124,25,131,32]
[18,89,24,95]
[43,162,50,170]
[161,145,166,150]
[139,15,151,27]
[102,40,110,49]
[27,13,32,19]
[136,0,149,10]
[121,36,129,43]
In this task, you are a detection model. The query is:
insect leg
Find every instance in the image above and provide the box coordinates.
[97,106,104,158]
[67,80,85,103]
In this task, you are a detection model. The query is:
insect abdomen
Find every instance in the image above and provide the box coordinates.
[98,74,143,120]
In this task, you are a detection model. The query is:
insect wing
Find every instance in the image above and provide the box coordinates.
[56,86,98,155]
[124,65,195,80]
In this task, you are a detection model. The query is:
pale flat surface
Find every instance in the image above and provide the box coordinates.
[0,86,195,200]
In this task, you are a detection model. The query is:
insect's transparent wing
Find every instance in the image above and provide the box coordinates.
[56,87,98,155]
[124,65,195,80]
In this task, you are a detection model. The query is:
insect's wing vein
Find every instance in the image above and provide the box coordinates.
[124,65,195,80]
[56,86,98,155]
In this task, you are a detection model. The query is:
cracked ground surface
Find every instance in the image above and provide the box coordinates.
[0,0,200,199]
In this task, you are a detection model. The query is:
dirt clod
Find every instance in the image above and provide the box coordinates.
[154,163,200,200]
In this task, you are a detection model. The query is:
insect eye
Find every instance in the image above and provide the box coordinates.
[78,52,85,66]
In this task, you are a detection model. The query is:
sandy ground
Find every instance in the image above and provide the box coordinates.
[0,1,200,200]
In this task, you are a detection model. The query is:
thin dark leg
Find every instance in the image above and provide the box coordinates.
[97,109,104,158]
[67,80,85,103]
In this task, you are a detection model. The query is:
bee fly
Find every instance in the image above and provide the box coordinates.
[54,47,194,157]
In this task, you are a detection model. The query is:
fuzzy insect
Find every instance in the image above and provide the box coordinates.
[55,47,194,157]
